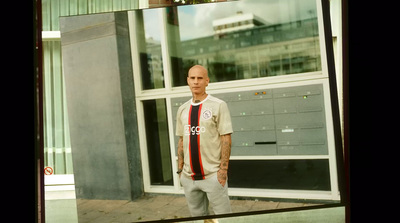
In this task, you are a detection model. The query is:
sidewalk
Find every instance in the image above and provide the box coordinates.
[74,194,321,223]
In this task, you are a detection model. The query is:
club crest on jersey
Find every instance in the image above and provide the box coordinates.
[202,108,212,120]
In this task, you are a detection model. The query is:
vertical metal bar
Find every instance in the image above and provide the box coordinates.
[35,0,45,221]
[320,0,346,204]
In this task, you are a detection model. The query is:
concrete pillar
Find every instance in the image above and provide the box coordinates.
[60,12,143,200]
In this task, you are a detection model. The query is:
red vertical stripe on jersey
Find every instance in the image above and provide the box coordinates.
[188,103,205,180]
[188,105,195,178]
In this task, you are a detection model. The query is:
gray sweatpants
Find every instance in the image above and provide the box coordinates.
[180,174,232,217]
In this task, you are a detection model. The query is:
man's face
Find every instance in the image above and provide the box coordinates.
[187,67,209,95]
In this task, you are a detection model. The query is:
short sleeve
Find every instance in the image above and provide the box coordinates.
[217,102,233,135]
[176,106,184,136]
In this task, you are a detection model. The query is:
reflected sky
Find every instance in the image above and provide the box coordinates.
[142,0,317,41]
[143,8,161,41]
[178,0,317,40]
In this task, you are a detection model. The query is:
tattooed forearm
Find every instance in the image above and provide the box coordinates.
[177,136,184,170]
[220,134,231,170]
[218,134,231,186]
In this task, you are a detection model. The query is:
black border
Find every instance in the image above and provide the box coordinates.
[41,0,349,222]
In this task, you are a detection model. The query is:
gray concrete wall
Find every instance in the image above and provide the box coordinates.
[60,12,143,200]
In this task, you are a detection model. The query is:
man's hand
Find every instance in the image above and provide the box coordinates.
[217,168,228,187]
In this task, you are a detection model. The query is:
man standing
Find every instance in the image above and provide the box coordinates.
[176,65,233,217]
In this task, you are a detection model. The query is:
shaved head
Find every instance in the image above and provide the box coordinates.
[188,65,209,78]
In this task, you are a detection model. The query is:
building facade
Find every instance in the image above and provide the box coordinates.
[43,0,344,201]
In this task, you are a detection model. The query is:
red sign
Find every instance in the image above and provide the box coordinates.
[44,167,53,175]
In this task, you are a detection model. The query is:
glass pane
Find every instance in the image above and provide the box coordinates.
[143,99,173,185]
[170,0,320,86]
[42,0,139,31]
[229,159,331,190]
[43,41,74,175]
[135,9,165,90]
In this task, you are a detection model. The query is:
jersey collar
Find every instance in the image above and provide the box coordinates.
[191,94,210,106]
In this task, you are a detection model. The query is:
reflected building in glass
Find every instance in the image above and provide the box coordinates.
[212,11,271,35]
[174,14,320,86]
[141,9,320,88]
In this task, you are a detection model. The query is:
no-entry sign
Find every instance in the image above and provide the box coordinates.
[44,166,53,175]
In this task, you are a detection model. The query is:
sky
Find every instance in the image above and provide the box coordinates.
[143,8,161,41]
[142,0,317,41]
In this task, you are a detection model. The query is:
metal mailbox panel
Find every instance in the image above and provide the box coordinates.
[170,84,328,156]
[272,84,328,155]
[232,144,277,156]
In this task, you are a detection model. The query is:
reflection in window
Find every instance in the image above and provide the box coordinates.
[135,9,165,90]
[170,0,320,86]
[143,99,173,185]
[43,41,73,175]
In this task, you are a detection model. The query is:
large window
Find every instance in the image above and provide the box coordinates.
[131,0,342,202]
[132,0,321,91]
[171,0,321,87]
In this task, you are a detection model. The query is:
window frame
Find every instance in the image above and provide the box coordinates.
[128,0,340,201]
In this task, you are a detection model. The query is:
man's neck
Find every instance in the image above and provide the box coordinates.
[192,93,208,103]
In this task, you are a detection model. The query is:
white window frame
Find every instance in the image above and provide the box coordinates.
[127,0,341,201]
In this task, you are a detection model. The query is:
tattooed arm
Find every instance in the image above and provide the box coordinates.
[177,136,184,177]
[218,134,232,187]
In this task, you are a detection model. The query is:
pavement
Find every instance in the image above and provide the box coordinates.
[45,190,323,223]
[76,195,321,222]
